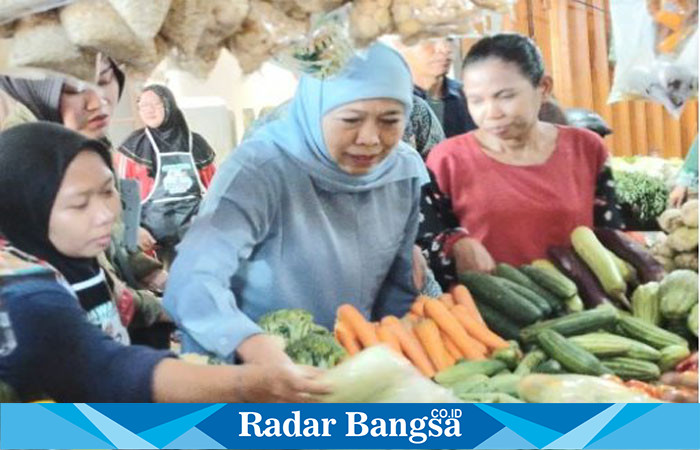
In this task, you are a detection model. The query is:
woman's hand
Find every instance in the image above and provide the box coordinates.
[138,227,157,252]
[237,363,331,403]
[452,237,496,274]
[411,245,428,291]
[669,185,688,208]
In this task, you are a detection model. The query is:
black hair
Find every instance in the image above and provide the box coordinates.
[462,33,545,87]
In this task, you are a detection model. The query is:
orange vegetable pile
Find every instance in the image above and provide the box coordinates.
[334,285,509,378]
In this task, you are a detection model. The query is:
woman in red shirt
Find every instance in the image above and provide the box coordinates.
[426,33,624,270]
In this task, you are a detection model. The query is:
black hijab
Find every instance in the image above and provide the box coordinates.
[119,84,215,175]
[0,58,125,126]
[0,122,114,310]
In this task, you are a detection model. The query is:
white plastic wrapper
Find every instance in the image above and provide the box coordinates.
[0,0,75,25]
[391,0,479,43]
[317,345,461,403]
[228,0,308,74]
[519,374,663,403]
[107,0,172,40]
[349,0,393,47]
[8,11,98,82]
[159,0,213,56]
[608,0,698,117]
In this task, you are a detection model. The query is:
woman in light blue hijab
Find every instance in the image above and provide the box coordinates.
[164,42,428,367]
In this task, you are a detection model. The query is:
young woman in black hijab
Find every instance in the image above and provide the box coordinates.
[0,122,329,403]
[116,85,216,263]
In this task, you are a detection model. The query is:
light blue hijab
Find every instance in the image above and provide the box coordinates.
[251,42,426,192]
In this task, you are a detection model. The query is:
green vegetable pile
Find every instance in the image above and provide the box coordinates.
[258,309,346,368]
[613,171,669,223]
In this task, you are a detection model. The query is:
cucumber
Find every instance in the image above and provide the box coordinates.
[475,301,521,340]
[498,277,553,316]
[459,272,543,324]
[520,304,619,343]
[520,264,578,299]
[617,315,688,349]
[457,392,524,403]
[631,282,661,325]
[688,304,698,337]
[450,374,491,395]
[435,359,507,386]
[659,345,691,371]
[568,332,662,361]
[537,329,613,376]
[491,341,522,370]
[514,349,547,375]
[533,358,566,374]
[601,357,660,381]
[489,373,522,397]
[565,294,585,313]
[496,263,565,313]
[571,226,627,302]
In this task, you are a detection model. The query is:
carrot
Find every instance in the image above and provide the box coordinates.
[451,285,485,325]
[337,304,379,348]
[376,324,402,354]
[405,312,420,323]
[452,304,509,351]
[381,315,436,377]
[414,318,454,371]
[424,299,486,360]
[439,293,455,307]
[441,330,463,361]
[410,295,431,316]
[335,321,361,355]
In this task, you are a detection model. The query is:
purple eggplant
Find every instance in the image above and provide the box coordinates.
[594,227,666,283]
[547,246,614,309]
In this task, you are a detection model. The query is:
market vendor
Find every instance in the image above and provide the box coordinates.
[0,122,328,403]
[425,33,625,267]
[116,85,217,266]
[164,42,428,363]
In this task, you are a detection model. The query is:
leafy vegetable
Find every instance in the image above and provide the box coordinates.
[614,171,669,222]
[257,308,346,368]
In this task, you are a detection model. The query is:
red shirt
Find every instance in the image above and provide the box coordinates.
[427,126,608,265]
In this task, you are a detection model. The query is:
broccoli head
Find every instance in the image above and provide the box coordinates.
[284,332,347,369]
[257,308,315,342]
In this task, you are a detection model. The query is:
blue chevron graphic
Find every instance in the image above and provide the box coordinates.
[476,404,563,448]
[586,405,700,449]
[138,403,226,448]
[40,403,115,447]
[75,404,157,449]
[543,403,624,449]
[163,426,227,449]
[586,403,661,446]
[1,404,113,449]
[88,403,213,434]
[475,426,537,449]
[488,404,612,434]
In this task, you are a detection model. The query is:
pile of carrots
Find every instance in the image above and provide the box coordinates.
[334,285,510,378]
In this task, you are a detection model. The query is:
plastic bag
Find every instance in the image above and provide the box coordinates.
[107,0,172,40]
[8,11,99,82]
[609,0,698,117]
[160,0,213,56]
[227,0,308,74]
[391,0,480,43]
[349,0,393,47]
[60,0,164,74]
[0,0,76,25]
[275,5,355,78]
[518,374,663,403]
[318,345,461,403]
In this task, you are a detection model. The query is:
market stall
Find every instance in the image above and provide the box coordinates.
[0,0,697,406]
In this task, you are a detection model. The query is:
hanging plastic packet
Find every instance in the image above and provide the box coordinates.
[0,0,76,25]
[274,4,355,79]
[391,0,515,44]
[608,0,698,118]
